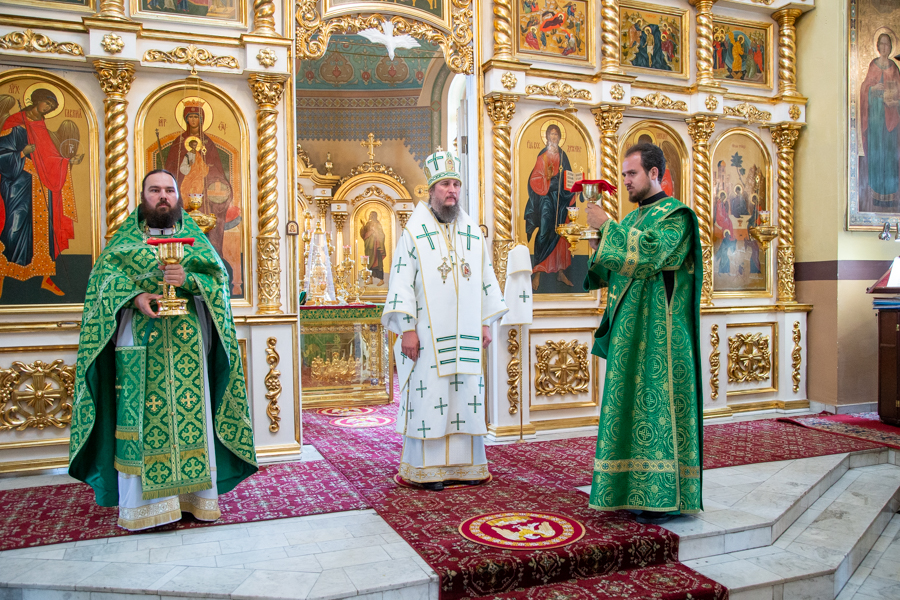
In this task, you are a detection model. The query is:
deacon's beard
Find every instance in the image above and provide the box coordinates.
[430,199,460,223]
[628,181,652,204]
[140,198,183,229]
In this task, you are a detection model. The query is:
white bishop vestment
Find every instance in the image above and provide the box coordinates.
[382,202,507,483]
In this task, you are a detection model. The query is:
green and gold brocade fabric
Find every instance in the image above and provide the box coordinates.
[584,197,704,514]
[70,210,257,507]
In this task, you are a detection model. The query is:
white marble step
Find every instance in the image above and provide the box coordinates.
[687,460,900,600]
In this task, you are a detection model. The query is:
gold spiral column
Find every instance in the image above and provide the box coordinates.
[96,0,128,20]
[689,0,718,88]
[773,8,803,99]
[484,94,517,290]
[591,105,625,221]
[252,0,278,36]
[600,0,623,75]
[770,123,802,303]
[94,60,135,240]
[686,115,717,306]
[493,0,514,60]
[249,74,289,315]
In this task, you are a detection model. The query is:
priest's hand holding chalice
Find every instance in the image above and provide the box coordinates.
[572,180,617,251]
[140,238,196,317]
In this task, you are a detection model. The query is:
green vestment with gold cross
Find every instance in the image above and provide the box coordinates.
[69,210,257,507]
[584,196,703,514]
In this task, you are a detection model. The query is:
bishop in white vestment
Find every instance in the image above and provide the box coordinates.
[382,150,507,491]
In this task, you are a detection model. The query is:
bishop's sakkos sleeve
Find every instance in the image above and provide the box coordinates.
[382,230,419,335]
[589,210,692,281]
[481,238,508,326]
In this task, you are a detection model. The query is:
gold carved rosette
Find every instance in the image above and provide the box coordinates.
[591,106,625,221]
[0,360,75,432]
[769,123,801,303]
[249,74,289,315]
[534,340,590,396]
[727,333,772,384]
[484,94,517,290]
[685,115,717,305]
[94,60,135,240]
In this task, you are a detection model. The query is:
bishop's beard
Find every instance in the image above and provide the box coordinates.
[140,197,183,229]
[431,201,460,224]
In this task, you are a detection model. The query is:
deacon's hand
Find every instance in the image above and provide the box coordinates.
[588,237,600,251]
[402,330,420,361]
[482,325,492,348]
[160,263,186,287]
[585,202,610,230]
[135,292,163,318]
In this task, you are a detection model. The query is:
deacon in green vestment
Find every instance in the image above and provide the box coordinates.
[583,142,703,520]
[69,170,256,531]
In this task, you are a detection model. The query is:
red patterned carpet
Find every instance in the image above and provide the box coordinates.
[303,402,727,600]
[779,412,900,450]
[0,460,369,551]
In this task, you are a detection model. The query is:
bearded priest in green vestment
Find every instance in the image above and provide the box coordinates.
[69,170,257,531]
[583,142,703,521]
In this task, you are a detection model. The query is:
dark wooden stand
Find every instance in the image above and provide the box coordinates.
[877,309,900,426]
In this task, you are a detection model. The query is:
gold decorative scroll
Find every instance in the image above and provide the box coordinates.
[350,186,392,206]
[484,94,517,291]
[0,360,75,432]
[723,102,771,124]
[249,73,289,314]
[143,45,239,74]
[264,337,282,433]
[773,8,803,98]
[630,92,687,112]
[295,5,474,74]
[94,60,135,240]
[791,321,801,393]
[0,30,84,56]
[685,115,717,305]
[525,80,591,108]
[97,0,128,20]
[591,105,625,221]
[493,0,513,60]
[709,324,720,400]
[689,0,718,87]
[600,0,623,75]
[507,327,521,415]
[501,72,517,90]
[727,333,771,384]
[253,0,278,36]
[769,122,801,303]
[535,340,590,396]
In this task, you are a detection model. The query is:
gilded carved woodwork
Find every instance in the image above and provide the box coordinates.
[257,48,277,68]
[493,0,513,60]
[507,327,521,415]
[295,3,474,74]
[535,340,590,396]
[485,94,517,291]
[610,84,625,101]
[600,0,623,75]
[0,360,75,432]
[789,105,801,121]
[705,95,718,111]
[143,45,239,74]
[791,321,802,393]
[249,73,289,314]
[0,30,84,56]
[525,80,591,108]
[264,337,282,433]
[770,122,801,303]
[101,33,124,54]
[690,0,718,87]
[501,72,517,90]
[339,134,406,185]
[98,0,129,20]
[709,324,720,400]
[727,333,772,384]
[591,105,625,221]
[94,60,135,240]
[723,102,771,124]
[630,92,687,112]
[773,8,803,98]
[685,115,716,306]
[253,0,278,37]
[349,186,392,206]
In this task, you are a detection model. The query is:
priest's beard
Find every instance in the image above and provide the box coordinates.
[140,196,183,229]
[628,180,652,204]
[430,198,460,223]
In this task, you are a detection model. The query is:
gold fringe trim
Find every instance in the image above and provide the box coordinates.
[115,429,139,440]
[114,459,141,475]
[118,497,182,531]
[179,493,221,522]
[141,480,212,501]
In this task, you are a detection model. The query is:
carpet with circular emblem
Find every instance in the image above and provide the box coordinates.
[459,511,586,550]
[317,406,377,416]
[329,415,395,428]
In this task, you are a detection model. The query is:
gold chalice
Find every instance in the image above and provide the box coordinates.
[147,237,195,316]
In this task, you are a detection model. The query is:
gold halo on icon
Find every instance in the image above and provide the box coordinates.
[873,27,898,56]
[540,119,566,148]
[634,128,658,145]
[175,97,213,132]
[184,135,203,151]
[23,82,65,119]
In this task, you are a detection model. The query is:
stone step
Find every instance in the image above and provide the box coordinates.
[686,460,900,600]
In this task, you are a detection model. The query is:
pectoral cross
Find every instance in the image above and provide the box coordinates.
[360,133,382,162]
[437,257,452,283]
